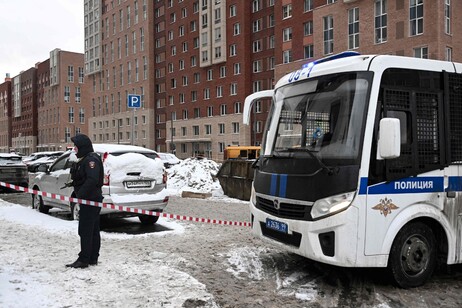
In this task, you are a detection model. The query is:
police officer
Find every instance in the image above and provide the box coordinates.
[66,134,104,269]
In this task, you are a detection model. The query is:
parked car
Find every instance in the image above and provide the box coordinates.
[29,144,169,224]
[22,151,64,165]
[26,155,61,173]
[0,153,28,188]
[157,152,181,168]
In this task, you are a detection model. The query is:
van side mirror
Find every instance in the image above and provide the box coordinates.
[378,118,401,159]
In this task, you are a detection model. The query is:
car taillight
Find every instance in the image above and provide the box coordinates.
[163,171,167,184]
[102,152,109,163]
[104,174,110,186]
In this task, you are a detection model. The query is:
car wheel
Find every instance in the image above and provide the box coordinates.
[388,222,436,288]
[70,203,80,221]
[138,214,159,225]
[32,192,50,214]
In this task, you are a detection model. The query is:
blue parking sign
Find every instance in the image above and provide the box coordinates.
[127,94,141,108]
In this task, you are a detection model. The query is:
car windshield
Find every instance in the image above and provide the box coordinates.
[265,72,371,163]
[0,156,22,164]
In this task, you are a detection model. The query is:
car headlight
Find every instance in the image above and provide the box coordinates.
[311,191,355,220]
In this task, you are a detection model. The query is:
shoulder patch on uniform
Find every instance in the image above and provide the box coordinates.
[89,161,96,168]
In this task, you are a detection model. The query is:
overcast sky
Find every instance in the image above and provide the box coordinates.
[0,0,84,82]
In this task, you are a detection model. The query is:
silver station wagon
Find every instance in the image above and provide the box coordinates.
[29,144,169,224]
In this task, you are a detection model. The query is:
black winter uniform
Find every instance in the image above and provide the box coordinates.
[70,134,104,265]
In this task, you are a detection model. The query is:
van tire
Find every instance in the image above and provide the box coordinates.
[388,222,436,288]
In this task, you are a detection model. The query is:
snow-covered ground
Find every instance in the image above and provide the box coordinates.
[0,158,266,307]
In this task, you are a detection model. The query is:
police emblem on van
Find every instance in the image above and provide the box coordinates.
[372,197,399,217]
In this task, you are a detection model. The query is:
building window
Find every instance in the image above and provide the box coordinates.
[69,107,74,123]
[230,83,237,95]
[207,106,213,117]
[220,104,227,115]
[252,40,262,53]
[414,46,428,59]
[234,102,241,114]
[253,19,262,33]
[204,88,210,99]
[282,4,292,19]
[304,44,314,59]
[232,122,239,134]
[234,63,241,75]
[323,15,334,55]
[268,14,275,28]
[375,0,387,44]
[253,80,262,92]
[304,21,313,36]
[304,0,313,12]
[193,125,199,136]
[445,0,451,34]
[75,87,81,102]
[283,50,292,64]
[230,44,237,56]
[269,35,275,49]
[79,67,84,83]
[64,86,70,102]
[216,86,223,98]
[205,124,212,135]
[410,0,423,36]
[283,28,292,42]
[218,123,225,134]
[253,60,262,73]
[220,66,226,78]
[194,108,200,118]
[348,8,359,50]
[218,142,225,153]
[446,46,452,61]
[252,0,261,12]
[233,23,240,35]
[230,4,236,17]
[68,66,74,82]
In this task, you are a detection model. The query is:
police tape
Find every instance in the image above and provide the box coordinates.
[0,181,251,227]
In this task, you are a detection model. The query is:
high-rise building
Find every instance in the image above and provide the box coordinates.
[85,0,461,162]
[87,0,155,149]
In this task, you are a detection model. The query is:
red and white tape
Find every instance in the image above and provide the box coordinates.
[0,181,251,227]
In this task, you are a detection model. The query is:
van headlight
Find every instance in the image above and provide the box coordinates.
[311,191,355,220]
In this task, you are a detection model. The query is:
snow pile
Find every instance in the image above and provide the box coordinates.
[166,157,222,195]
[104,153,164,183]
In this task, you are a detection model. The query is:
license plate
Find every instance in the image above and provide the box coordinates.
[125,180,151,188]
[266,218,288,234]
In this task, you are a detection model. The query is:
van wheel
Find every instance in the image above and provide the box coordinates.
[138,215,159,225]
[388,222,436,288]
[32,193,50,214]
[70,203,80,221]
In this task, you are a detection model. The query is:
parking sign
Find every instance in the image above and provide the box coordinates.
[127,94,141,108]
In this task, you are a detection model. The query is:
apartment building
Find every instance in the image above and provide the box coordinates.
[36,49,89,151]
[274,0,461,80]
[87,0,156,149]
[10,67,37,155]
[0,49,88,154]
[0,75,12,152]
[155,0,274,160]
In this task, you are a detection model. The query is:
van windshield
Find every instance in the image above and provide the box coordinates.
[266,72,372,164]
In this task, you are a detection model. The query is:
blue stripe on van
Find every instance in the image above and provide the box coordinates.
[359,176,446,195]
[270,174,278,196]
[279,174,288,198]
